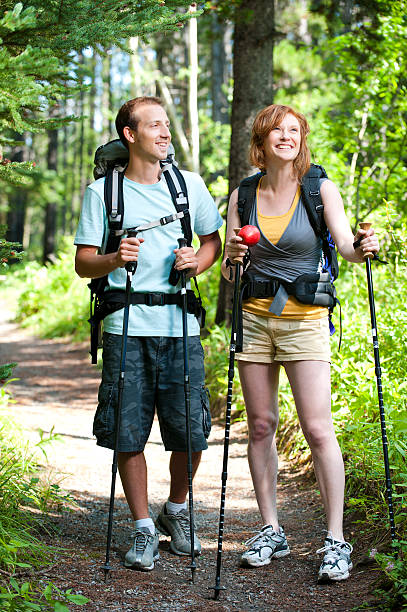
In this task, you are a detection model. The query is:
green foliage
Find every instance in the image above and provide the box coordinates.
[0,0,194,185]
[0,384,89,610]
[372,540,407,610]
[198,112,230,204]
[317,3,407,226]
[9,242,89,341]
[0,225,23,267]
[201,323,245,419]
[0,363,17,382]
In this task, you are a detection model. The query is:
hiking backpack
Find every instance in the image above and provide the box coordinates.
[88,139,204,363]
[234,164,340,349]
[237,163,339,282]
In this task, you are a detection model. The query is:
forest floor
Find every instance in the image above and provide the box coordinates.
[1,304,385,612]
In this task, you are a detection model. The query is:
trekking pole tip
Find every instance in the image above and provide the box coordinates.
[102,563,111,582]
[190,560,197,583]
[212,584,226,600]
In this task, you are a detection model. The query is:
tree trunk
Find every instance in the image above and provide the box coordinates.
[43,116,58,264]
[211,13,229,124]
[215,0,275,325]
[6,133,27,246]
[188,4,200,173]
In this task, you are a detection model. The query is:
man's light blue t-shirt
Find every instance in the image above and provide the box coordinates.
[75,171,223,337]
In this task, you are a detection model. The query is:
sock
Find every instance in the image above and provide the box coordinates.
[135,518,155,534]
[166,500,187,515]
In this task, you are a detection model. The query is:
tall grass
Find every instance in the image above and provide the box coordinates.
[0,376,89,611]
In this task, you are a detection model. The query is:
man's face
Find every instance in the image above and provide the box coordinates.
[128,104,171,162]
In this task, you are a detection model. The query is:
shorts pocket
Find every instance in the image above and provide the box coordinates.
[93,381,117,442]
[200,385,211,439]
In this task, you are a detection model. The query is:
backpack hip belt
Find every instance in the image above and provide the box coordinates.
[240,271,336,307]
[236,272,337,352]
[89,289,205,361]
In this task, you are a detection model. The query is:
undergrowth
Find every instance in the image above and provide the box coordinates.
[0,373,89,611]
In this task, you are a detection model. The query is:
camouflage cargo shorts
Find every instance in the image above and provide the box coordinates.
[93,333,211,453]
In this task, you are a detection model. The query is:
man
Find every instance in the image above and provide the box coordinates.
[74,96,222,571]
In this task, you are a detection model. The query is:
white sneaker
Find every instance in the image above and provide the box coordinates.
[317,532,353,582]
[241,525,290,567]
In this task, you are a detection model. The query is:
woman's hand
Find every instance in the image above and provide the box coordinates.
[353,227,379,260]
[225,230,248,264]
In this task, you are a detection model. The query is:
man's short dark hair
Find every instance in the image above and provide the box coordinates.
[115,96,164,149]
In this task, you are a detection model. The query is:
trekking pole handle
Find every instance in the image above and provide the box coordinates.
[178,237,188,249]
[125,229,138,272]
[232,228,246,264]
[177,237,189,278]
[358,222,374,259]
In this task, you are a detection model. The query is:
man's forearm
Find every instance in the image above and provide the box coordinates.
[195,234,222,276]
[75,249,120,279]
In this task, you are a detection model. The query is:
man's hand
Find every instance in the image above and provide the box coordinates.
[116,236,145,268]
[173,245,198,279]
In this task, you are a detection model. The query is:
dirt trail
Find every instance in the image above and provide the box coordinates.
[0,301,380,611]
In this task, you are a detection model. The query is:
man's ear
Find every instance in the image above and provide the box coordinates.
[123,126,135,144]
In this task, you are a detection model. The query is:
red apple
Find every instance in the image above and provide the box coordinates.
[238,225,260,246]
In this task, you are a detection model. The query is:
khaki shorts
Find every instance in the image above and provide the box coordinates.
[236,311,331,363]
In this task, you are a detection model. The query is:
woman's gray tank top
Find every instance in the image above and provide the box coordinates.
[246,179,327,315]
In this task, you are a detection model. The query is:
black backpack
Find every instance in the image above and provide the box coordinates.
[87,139,203,363]
[237,163,339,282]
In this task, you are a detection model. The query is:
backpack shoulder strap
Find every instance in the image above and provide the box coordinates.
[103,166,125,254]
[237,172,264,226]
[301,164,339,281]
[161,163,193,246]
[300,163,328,238]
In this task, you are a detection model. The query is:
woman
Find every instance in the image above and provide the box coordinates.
[221,104,379,582]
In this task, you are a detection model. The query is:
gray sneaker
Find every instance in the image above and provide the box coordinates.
[317,533,353,582]
[155,504,201,556]
[241,525,290,567]
[124,527,159,571]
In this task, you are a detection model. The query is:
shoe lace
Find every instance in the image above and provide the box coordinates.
[244,529,279,548]
[172,511,192,541]
[316,540,353,558]
[134,529,154,553]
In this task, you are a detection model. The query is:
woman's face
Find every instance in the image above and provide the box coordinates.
[263,113,301,164]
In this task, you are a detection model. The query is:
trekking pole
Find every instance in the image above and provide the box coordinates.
[358,222,396,542]
[213,226,260,600]
[178,236,196,582]
[103,229,138,581]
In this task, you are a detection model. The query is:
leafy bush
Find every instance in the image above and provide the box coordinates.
[201,323,245,419]
[9,242,89,342]
[0,225,24,268]
[0,384,89,610]
[372,540,407,611]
